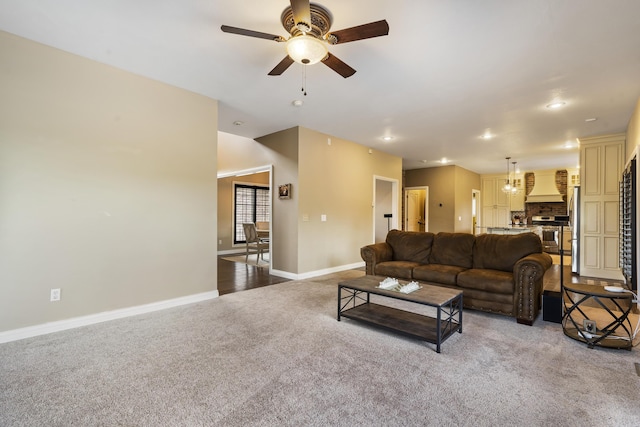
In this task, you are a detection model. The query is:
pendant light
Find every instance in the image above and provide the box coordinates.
[502,157,518,194]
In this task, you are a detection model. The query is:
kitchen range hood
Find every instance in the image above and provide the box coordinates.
[526,171,564,203]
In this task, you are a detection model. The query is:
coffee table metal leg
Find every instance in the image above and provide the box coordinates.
[338,287,371,321]
[458,295,463,333]
[436,308,442,353]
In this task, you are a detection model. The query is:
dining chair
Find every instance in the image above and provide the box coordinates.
[255,221,270,241]
[242,223,269,263]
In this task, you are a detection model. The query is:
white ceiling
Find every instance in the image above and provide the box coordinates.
[1,0,639,174]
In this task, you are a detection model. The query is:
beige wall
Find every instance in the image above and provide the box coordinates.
[0,32,218,332]
[254,128,300,273]
[453,166,481,233]
[297,128,402,274]
[218,131,278,175]
[627,96,640,155]
[405,165,480,233]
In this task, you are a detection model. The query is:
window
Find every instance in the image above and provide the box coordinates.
[234,184,270,244]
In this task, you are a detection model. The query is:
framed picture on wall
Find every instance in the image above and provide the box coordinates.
[278,183,291,199]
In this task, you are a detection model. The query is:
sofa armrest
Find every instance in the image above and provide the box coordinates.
[513,252,553,325]
[360,242,393,275]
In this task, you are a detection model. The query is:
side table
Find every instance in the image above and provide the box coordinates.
[562,283,633,350]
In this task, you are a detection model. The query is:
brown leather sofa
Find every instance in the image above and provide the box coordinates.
[360,230,553,325]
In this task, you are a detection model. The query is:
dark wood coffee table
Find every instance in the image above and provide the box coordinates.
[337,275,463,353]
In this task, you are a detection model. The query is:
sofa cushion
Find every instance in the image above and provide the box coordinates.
[413,264,465,285]
[457,268,514,294]
[473,232,542,272]
[374,261,420,279]
[385,229,434,264]
[428,232,475,269]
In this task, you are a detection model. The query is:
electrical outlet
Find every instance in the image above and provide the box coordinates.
[50,288,61,302]
[583,319,596,334]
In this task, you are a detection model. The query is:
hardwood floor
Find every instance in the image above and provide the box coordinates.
[217,255,290,296]
[543,259,624,293]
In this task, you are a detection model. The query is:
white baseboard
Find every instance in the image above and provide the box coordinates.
[271,261,365,281]
[218,248,246,256]
[0,290,219,344]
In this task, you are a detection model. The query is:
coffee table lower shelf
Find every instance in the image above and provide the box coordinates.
[340,302,458,344]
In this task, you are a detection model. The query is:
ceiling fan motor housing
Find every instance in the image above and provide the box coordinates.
[281,4,333,39]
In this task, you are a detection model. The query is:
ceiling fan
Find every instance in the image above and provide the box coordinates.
[221,0,389,78]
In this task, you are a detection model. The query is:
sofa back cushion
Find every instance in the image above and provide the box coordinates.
[428,232,475,269]
[473,232,542,272]
[386,229,434,264]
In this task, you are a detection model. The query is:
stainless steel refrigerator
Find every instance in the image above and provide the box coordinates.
[569,186,580,274]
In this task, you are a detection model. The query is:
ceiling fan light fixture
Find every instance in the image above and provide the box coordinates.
[286,35,328,65]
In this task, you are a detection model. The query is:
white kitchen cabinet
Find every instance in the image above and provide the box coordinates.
[579,134,624,280]
[481,205,510,228]
[481,175,510,227]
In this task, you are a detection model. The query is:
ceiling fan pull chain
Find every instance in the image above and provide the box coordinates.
[301,65,307,96]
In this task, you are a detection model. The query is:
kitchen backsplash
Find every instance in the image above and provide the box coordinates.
[511,210,526,224]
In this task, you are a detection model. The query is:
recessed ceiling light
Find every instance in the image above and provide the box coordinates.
[233,121,244,126]
[292,100,304,107]
[382,136,394,142]
[585,117,597,122]
[480,128,495,139]
[440,157,449,164]
[564,139,580,149]
[546,101,566,109]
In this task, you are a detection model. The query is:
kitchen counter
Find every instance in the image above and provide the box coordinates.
[486,225,541,235]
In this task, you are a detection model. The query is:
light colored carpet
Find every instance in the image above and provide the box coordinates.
[1,270,639,426]
[222,253,270,267]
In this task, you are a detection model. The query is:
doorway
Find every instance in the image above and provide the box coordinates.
[404,187,429,232]
[373,176,399,243]
[217,165,273,269]
[472,189,481,235]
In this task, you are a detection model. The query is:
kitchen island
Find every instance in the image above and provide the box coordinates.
[486,225,541,235]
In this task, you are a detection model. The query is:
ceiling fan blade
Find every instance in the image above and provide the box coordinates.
[221,25,285,42]
[326,20,389,44]
[290,0,311,27]
[322,53,356,78]
[268,56,295,76]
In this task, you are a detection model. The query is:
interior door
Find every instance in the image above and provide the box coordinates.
[406,191,421,231]
[404,187,428,232]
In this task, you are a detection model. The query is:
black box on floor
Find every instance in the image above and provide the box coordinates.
[543,290,562,323]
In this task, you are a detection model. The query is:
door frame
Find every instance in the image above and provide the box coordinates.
[373,175,399,242]
[472,188,481,235]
